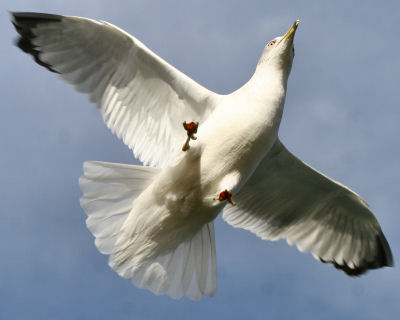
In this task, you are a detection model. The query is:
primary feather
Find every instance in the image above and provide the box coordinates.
[12,12,218,167]
[11,12,393,300]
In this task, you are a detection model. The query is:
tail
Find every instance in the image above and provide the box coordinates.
[79,161,217,300]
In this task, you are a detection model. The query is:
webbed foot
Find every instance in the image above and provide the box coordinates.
[182,121,199,151]
[214,189,236,206]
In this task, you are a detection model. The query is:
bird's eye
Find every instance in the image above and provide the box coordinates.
[267,40,276,47]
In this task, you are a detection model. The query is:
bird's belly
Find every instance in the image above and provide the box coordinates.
[150,147,223,224]
[198,113,278,198]
[149,105,279,224]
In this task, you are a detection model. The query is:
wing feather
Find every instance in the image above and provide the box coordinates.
[223,139,393,275]
[12,12,219,167]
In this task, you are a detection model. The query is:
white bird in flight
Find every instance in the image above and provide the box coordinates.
[12,12,392,300]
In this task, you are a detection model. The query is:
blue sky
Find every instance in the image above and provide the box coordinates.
[1,0,399,319]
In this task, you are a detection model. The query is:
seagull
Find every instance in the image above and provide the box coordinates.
[11,12,393,300]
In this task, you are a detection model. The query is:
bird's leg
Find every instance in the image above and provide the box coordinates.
[182,136,191,152]
[214,189,236,206]
[182,121,199,151]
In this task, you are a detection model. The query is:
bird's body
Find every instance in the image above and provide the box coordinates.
[191,60,289,198]
[108,69,289,293]
[11,13,392,300]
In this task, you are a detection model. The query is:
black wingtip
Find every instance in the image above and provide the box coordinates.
[11,12,64,24]
[320,232,393,276]
[376,232,393,267]
[11,12,63,73]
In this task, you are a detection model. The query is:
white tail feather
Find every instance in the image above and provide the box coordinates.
[80,161,158,254]
[79,161,217,300]
[110,222,217,300]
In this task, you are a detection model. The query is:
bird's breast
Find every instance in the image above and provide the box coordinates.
[151,87,286,223]
[196,92,284,196]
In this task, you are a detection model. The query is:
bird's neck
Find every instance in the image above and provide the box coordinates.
[241,64,289,108]
[234,63,290,134]
[252,62,290,89]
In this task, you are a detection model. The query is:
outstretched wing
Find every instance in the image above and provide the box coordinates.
[11,12,219,167]
[223,139,393,275]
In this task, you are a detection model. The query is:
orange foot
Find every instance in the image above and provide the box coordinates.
[182,121,199,151]
[214,189,236,206]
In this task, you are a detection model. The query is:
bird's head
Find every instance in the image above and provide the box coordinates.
[257,20,300,76]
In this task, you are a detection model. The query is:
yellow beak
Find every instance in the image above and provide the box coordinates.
[280,20,300,43]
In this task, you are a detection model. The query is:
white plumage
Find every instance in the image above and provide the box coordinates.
[12,12,392,300]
